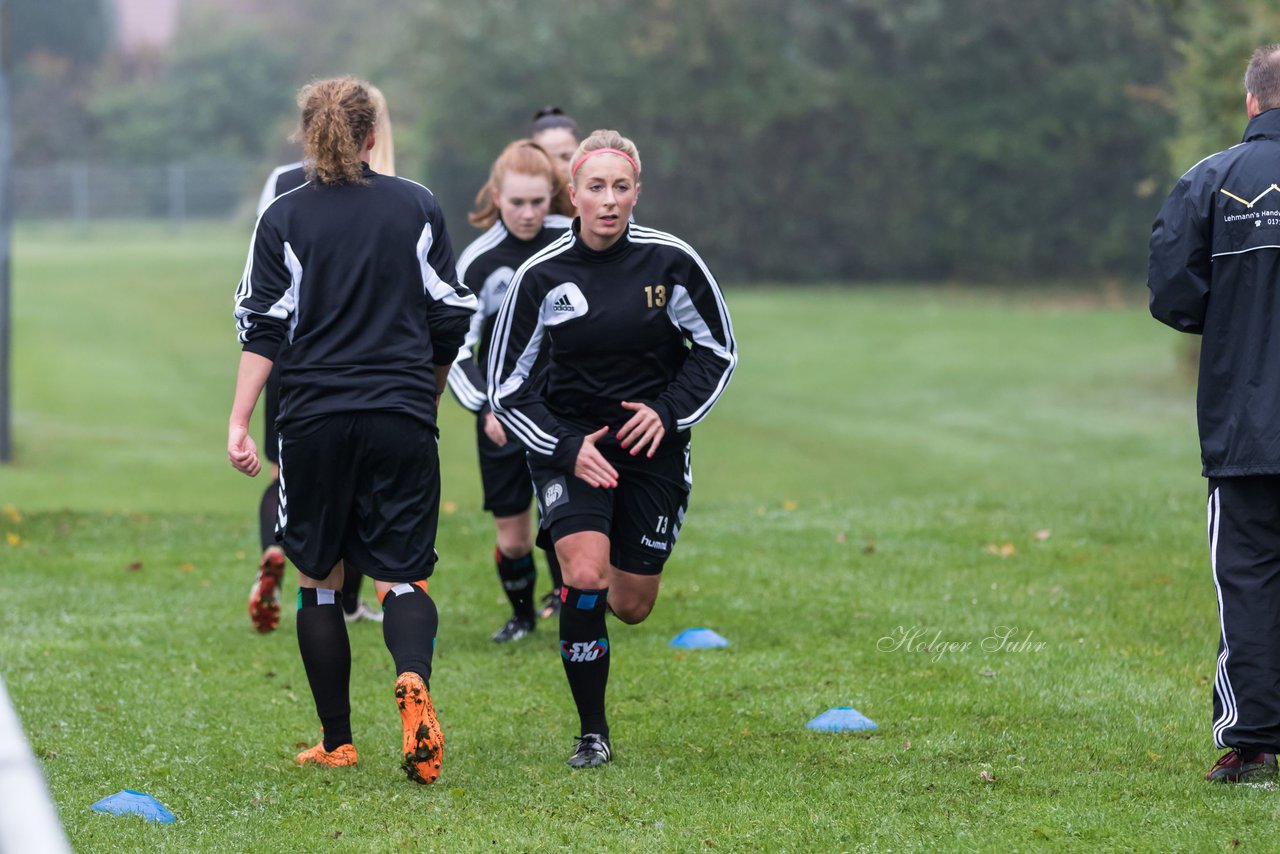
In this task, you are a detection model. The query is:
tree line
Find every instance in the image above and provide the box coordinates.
[11,0,1278,282]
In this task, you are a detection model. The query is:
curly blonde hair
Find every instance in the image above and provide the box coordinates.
[569,129,642,186]
[469,139,574,228]
[298,77,377,186]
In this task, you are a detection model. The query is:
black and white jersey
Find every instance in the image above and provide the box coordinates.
[448,214,572,414]
[235,164,477,430]
[487,219,737,471]
[256,161,306,217]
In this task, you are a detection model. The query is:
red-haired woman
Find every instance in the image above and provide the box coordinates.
[449,139,574,642]
[229,77,475,785]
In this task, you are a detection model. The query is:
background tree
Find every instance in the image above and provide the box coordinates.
[9,0,112,163]
[88,28,295,162]
[1161,0,1280,174]
[397,0,1176,281]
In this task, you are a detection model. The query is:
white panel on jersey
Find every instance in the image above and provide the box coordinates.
[541,282,590,327]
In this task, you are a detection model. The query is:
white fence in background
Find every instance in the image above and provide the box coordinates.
[13,159,266,230]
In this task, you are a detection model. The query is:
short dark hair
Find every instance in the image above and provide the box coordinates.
[1245,44,1280,111]
[530,106,579,138]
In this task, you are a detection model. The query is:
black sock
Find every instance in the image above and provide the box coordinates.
[544,546,564,592]
[296,587,352,751]
[341,567,363,615]
[382,583,438,688]
[559,586,610,737]
[496,548,537,618]
[258,481,280,552]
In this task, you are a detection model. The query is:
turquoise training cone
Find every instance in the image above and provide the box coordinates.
[89,790,176,823]
[669,628,730,649]
[806,707,878,732]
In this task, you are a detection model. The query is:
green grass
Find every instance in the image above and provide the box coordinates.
[0,224,1264,852]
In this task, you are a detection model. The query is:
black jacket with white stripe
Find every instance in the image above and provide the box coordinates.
[448,215,572,415]
[488,219,737,471]
[256,161,306,217]
[234,164,477,430]
[1149,108,1280,477]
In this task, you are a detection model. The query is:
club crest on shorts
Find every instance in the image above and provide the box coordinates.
[543,476,568,510]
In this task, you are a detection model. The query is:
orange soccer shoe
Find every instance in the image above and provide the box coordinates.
[295,741,358,768]
[394,672,444,785]
[249,546,286,633]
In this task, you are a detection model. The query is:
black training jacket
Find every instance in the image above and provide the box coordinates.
[234,164,477,430]
[1149,108,1280,477]
[448,215,572,415]
[256,161,306,216]
[487,219,737,471]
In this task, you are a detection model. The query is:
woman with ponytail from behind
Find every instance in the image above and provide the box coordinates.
[246,84,397,633]
[228,77,476,785]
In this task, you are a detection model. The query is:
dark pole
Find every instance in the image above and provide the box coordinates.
[0,0,11,462]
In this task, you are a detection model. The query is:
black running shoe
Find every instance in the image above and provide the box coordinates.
[1204,749,1278,783]
[568,733,612,768]
[491,615,535,643]
[538,589,562,620]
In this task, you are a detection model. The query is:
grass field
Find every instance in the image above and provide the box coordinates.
[1,224,1267,851]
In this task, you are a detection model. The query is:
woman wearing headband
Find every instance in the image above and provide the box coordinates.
[488,129,737,768]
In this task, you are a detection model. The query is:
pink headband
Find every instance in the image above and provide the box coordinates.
[571,148,640,178]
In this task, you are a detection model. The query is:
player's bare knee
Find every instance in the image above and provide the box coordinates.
[610,598,653,624]
[496,534,534,557]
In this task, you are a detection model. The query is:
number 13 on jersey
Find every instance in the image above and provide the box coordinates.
[644,284,667,308]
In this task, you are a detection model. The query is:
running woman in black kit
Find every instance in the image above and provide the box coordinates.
[229,77,476,784]
[488,129,737,767]
[449,139,575,642]
[246,84,397,632]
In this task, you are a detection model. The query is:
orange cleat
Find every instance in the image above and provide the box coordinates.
[394,672,443,785]
[295,741,357,768]
[249,546,286,633]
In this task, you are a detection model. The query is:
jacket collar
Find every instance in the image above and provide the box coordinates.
[571,217,631,263]
[1242,108,1280,142]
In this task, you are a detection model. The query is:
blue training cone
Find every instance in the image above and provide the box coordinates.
[90,790,176,823]
[669,628,730,649]
[806,707,878,733]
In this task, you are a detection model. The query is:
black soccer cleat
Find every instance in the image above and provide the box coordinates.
[491,615,535,643]
[567,733,612,769]
[538,589,562,620]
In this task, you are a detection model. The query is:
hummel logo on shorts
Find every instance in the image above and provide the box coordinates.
[553,294,575,312]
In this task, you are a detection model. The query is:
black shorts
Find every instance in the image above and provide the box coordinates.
[530,433,692,575]
[263,361,281,465]
[476,416,535,517]
[278,411,441,583]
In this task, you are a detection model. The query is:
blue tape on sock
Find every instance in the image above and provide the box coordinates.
[576,593,598,610]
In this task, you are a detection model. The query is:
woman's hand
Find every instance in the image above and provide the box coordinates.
[483,411,508,446]
[575,426,619,488]
[616,401,665,458]
[228,422,261,477]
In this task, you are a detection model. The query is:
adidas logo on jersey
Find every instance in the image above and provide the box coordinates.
[553,294,575,312]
